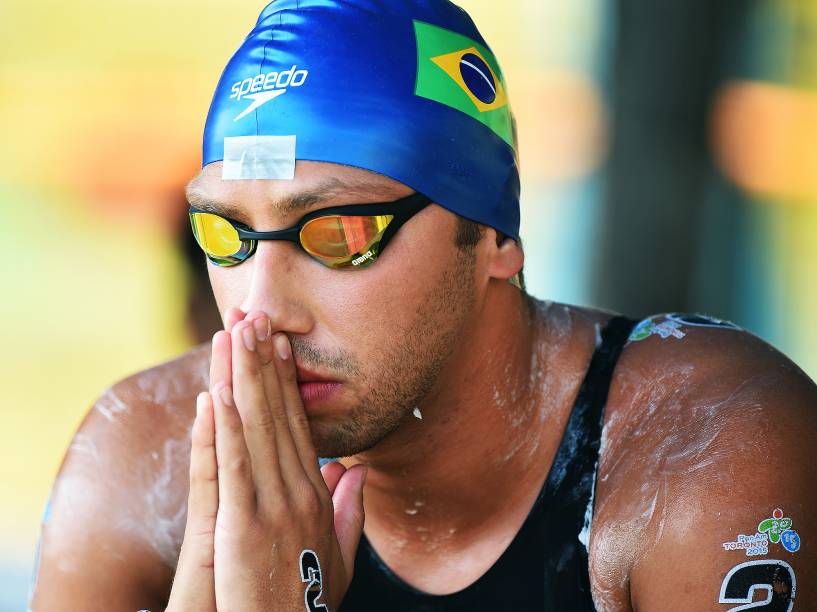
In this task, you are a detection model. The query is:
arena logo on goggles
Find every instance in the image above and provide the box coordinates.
[351,250,374,266]
[229,65,309,122]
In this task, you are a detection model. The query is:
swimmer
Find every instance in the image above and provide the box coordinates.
[30,1,816,610]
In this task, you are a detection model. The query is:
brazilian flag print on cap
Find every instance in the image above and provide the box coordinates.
[414,20,514,149]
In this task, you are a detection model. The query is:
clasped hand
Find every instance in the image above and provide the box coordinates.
[167,308,367,612]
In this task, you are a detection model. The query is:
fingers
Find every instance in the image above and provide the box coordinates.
[210,305,240,391]
[209,330,232,393]
[332,464,368,577]
[271,333,325,489]
[187,393,219,536]
[223,306,245,332]
[233,315,305,487]
[217,309,324,516]
[229,320,286,490]
[167,393,217,611]
[212,382,256,517]
[321,461,347,497]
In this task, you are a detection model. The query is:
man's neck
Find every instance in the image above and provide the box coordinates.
[344,291,582,552]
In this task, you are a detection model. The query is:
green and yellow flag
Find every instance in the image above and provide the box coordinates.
[413,20,515,149]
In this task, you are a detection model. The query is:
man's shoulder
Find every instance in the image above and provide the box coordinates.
[529,298,616,353]
[602,310,817,501]
[587,313,817,609]
[108,339,212,410]
[58,339,213,540]
[608,311,816,427]
[31,342,214,609]
[65,339,213,506]
[614,312,806,381]
[86,340,212,437]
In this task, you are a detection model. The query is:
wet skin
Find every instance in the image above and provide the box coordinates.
[31,162,817,611]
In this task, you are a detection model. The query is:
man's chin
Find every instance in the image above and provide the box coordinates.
[312,430,378,460]
[309,414,401,459]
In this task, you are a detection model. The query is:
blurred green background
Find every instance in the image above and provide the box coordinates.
[2,0,816,608]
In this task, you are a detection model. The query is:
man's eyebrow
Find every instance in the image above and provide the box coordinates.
[184,178,402,220]
[185,189,328,221]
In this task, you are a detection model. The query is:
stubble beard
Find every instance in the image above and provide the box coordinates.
[310,248,477,458]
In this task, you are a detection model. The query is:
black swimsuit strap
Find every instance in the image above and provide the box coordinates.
[527,314,638,609]
[541,315,639,500]
[576,315,639,450]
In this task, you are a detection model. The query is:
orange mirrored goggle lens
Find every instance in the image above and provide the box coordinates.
[190,211,395,269]
[300,214,394,268]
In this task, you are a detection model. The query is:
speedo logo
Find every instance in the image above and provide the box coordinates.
[351,251,374,266]
[229,65,309,122]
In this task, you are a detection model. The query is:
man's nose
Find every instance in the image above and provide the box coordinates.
[239,240,314,334]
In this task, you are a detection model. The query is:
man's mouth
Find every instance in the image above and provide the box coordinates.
[295,364,342,408]
[295,364,336,383]
[298,381,342,406]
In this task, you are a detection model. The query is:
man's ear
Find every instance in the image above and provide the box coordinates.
[485,229,524,282]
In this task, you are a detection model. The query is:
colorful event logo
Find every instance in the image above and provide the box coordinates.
[628,313,742,343]
[759,508,801,553]
[722,508,801,556]
[664,313,742,330]
[413,20,514,148]
[628,318,686,342]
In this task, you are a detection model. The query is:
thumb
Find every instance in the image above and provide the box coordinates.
[167,392,217,611]
[332,464,367,575]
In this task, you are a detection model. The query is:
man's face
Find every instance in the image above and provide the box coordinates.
[186,160,479,458]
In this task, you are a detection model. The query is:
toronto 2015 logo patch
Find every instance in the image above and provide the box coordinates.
[758,509,801,554]
[722,508,802,556]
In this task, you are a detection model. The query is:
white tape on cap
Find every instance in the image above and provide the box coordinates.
[222,135,296,180]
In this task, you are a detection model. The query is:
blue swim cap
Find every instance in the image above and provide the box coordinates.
[203,0,520,240]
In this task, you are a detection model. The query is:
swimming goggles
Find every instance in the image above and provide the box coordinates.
[189,192,433,269]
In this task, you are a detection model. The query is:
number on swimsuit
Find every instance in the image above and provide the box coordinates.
[718,560,796,611]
